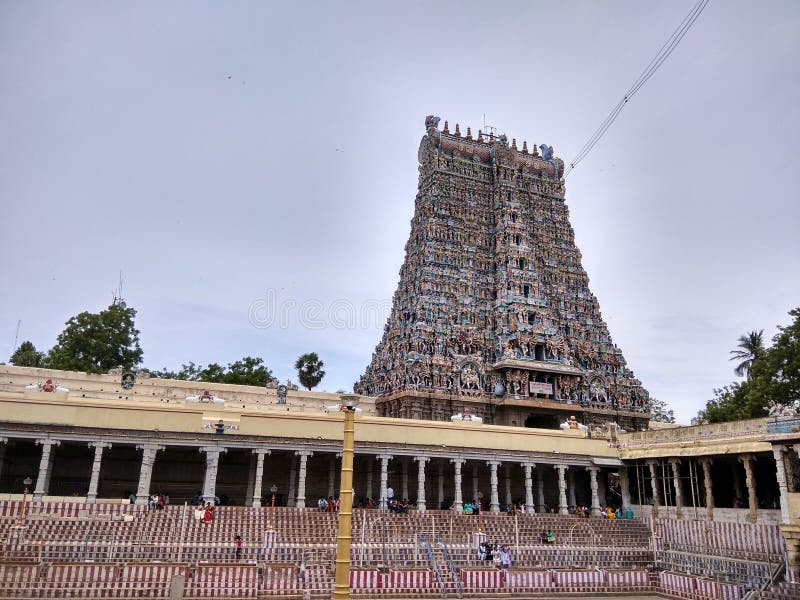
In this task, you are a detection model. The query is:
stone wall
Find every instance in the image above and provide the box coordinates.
[0,364,376,415]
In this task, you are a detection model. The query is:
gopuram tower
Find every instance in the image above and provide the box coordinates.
[356,116,651,431]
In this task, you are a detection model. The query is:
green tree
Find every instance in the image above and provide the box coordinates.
[295,352,325,391]
[649,397,675,423]
[151,357,273,387]
[199,363,227,382]
[746,307,800,411]
[691,382,764,424]
[47,303,143,373]
[10,341,46,367]
[151,362,202,381]
[694,307,800,423]
[221,356,273,386]
[729,330,764,379]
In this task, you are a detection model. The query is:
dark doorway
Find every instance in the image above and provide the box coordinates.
[524,414,559,430]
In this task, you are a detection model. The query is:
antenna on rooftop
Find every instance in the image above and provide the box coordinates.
[482,113,498,138]
[113,271,126,308]
[10,319,21,359]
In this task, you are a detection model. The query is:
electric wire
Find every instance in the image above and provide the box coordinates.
[565,0,710,177]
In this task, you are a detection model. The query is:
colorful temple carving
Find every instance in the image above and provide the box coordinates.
[356,116,651,431]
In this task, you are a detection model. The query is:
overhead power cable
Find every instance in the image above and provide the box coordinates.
[565,0,710,177]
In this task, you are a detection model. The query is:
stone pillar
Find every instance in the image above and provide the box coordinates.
[669,458,683,518]
[401,459,409,500]
[415,456,429,511]
[294,450,313,509]
[377,454,392,510]
[646,459,661,518]
[739,454,758,523]
[619,467,632,508]
[451,458,466,511]
[700,458,714,522]
[785,538,800,587]
[86,442,111,504]
[772,446,790,524]
[555,465,569,515]
[472,464,479,503]
[487,460,501,513]
[504,464,512,509]
[328,455,338,498]
[567,469,577,510]
[587,467,601,516]
[437,462,445,508]
[365,458,374,502]
[536,467,545,512]
[33,439,61,501]
[134,444,164,505]
[287,456,297,507]
[251,449,270,507]
[201,446,226,504]
[521,462,535,513]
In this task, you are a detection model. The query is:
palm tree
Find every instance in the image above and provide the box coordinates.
[729,330,764,379]
[295,352,325,391]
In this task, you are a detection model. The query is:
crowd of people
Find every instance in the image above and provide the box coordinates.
[477,542,512,568]
[317,496,341,512]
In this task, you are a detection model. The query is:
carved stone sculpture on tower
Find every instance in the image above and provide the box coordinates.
[356,116,650,430]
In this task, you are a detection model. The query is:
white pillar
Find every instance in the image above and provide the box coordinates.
[365,458,374,502]
[521,462,535,512]
[619,466,632,508]
[415,456,429,511]
[377,454,392,509]
[294,450,313,509]
[555,465,569,515]
[568,469,577,510]
[86,442,111,504]
[287,455,297,507]
[401,459,409,500]
[536,467,545,512]
[487,460,501,513]
[33,439,60,502]
[451,458,466,511]
[587,466,601,516]
[437,462,445,509]
[670,459,683,518]
[201,446,226,504]
[251,449,270,507]
[135,444,164,505]
[772,446,790,524]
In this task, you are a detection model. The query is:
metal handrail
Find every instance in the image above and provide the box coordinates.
[423,539,446,596]
[439,541,463,596]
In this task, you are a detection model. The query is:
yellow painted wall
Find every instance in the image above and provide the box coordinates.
[0,391,618,457]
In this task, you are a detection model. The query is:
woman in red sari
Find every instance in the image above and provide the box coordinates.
[203,502,214,523]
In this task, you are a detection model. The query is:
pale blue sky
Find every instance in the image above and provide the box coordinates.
[1,1,798,424]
